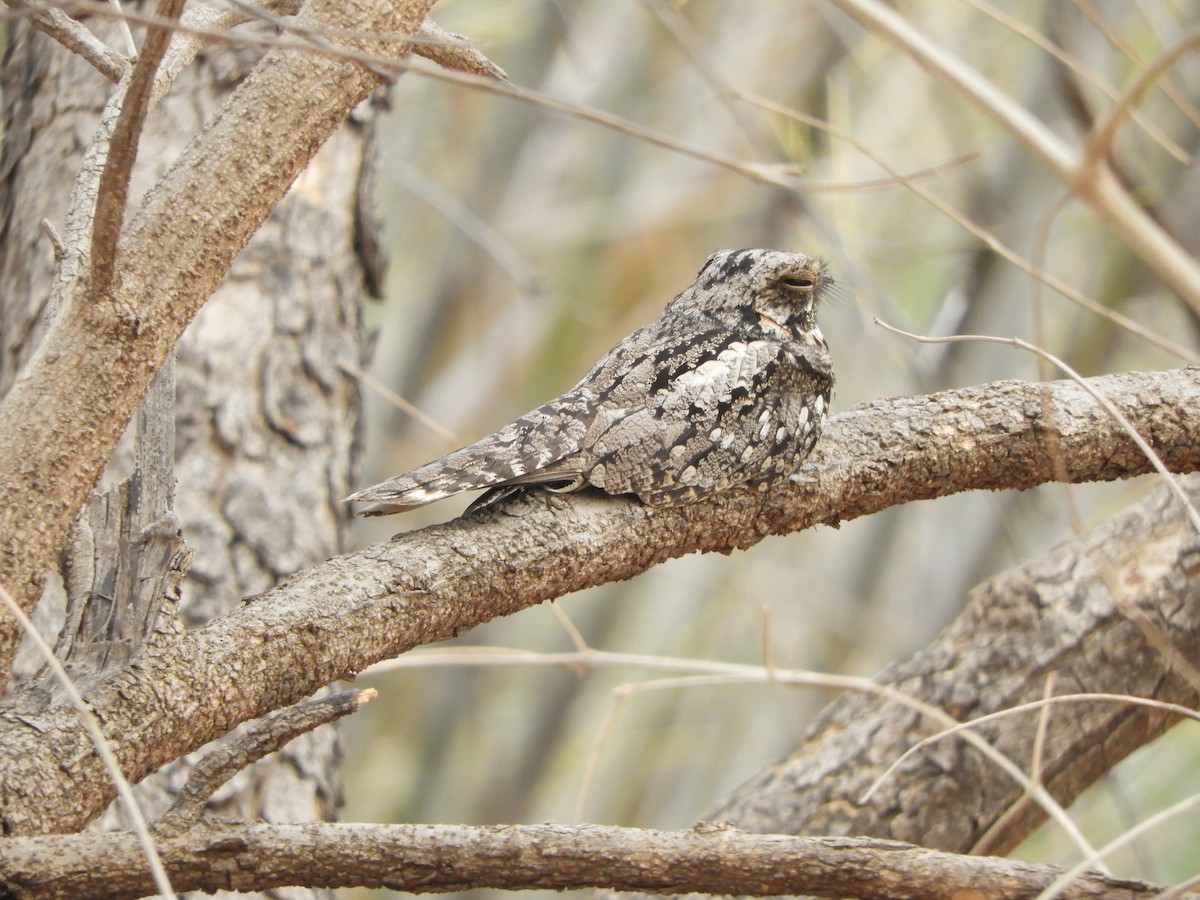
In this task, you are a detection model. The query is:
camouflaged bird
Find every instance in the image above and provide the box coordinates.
[348,249,834,515]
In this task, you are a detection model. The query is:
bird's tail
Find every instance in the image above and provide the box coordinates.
[345,399,588,515]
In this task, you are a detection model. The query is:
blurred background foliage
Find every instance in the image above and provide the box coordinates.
[342,1,1200,894]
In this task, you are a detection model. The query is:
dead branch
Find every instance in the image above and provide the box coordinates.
[89,0,186,293]
[0,822,1179,900]
[1,368,1199,835]
[156,688,376,833]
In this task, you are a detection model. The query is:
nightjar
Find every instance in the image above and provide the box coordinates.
[348,249,834,515]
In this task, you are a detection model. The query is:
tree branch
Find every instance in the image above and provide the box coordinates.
[0,822,1177,900]
[89,0,186,293]
[0,0,435,679]
[828,0,1200,313]
[704,468,1200,855]
[4,0,128,82]
[2,368,1199,835]
[156,688,376,832]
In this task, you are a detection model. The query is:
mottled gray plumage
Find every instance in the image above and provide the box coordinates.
[348,249,834,515]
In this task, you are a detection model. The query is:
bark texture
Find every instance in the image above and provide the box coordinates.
[0,6,1196,897]
[0,822,1171,900]
[90,37,374,848]
[0,0,434,680]
[0,369,1196,835]
[0,4,399,896]
[706,470,1200,853]
[0,18,102,392]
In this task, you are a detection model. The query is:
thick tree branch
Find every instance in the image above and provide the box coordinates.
[1,368,1198,835]
[0,0,435,678]
[0,822,1176,900]
[704,467,1200,855]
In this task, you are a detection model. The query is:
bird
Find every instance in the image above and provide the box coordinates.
[347,248,834,515]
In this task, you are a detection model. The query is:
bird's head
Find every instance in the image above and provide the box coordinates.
[677,249,831,342]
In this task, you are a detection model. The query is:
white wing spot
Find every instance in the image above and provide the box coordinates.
[664,341,774,416]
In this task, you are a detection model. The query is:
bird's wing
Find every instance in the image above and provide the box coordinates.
[577,337,803,505]
[346,320,672,515]
[345,393,593,515]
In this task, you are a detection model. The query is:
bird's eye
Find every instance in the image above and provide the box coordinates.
[780,276,813,289]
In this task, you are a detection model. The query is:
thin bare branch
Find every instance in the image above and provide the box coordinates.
[1080,27,1200,180]
[576,686,631,822]
[388,159,541,295]
[338,359,461,446]
[828,0,1200,313]
[1069,0,1200,132]
[741,92,1199,363]
[972,673,1057,855]
[5,0,128,81]
[392,60,965,194]
[90,0,185,293]
[963,0,1190,163]
[157,688,376,833]
[871,691,1200,803]
[50,0,507,82]
[27,0,974,200]
[0,585,175,898]
[641,0,769,152]
[64,2,968,197]
[1038,791,1200,900]
[106,0,135,56]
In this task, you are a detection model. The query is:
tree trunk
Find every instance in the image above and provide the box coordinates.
[0,16,377,897]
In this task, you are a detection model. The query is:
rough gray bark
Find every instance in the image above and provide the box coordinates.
[705,471,1200,854]
[0,18,99,393]
[0,369,1197,836]
[54,350,186,695]
[0,3,414,896]
[0,0,434,681]
[83,27,375,858]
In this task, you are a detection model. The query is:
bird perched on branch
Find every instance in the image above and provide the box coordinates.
[348,249,834,516]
